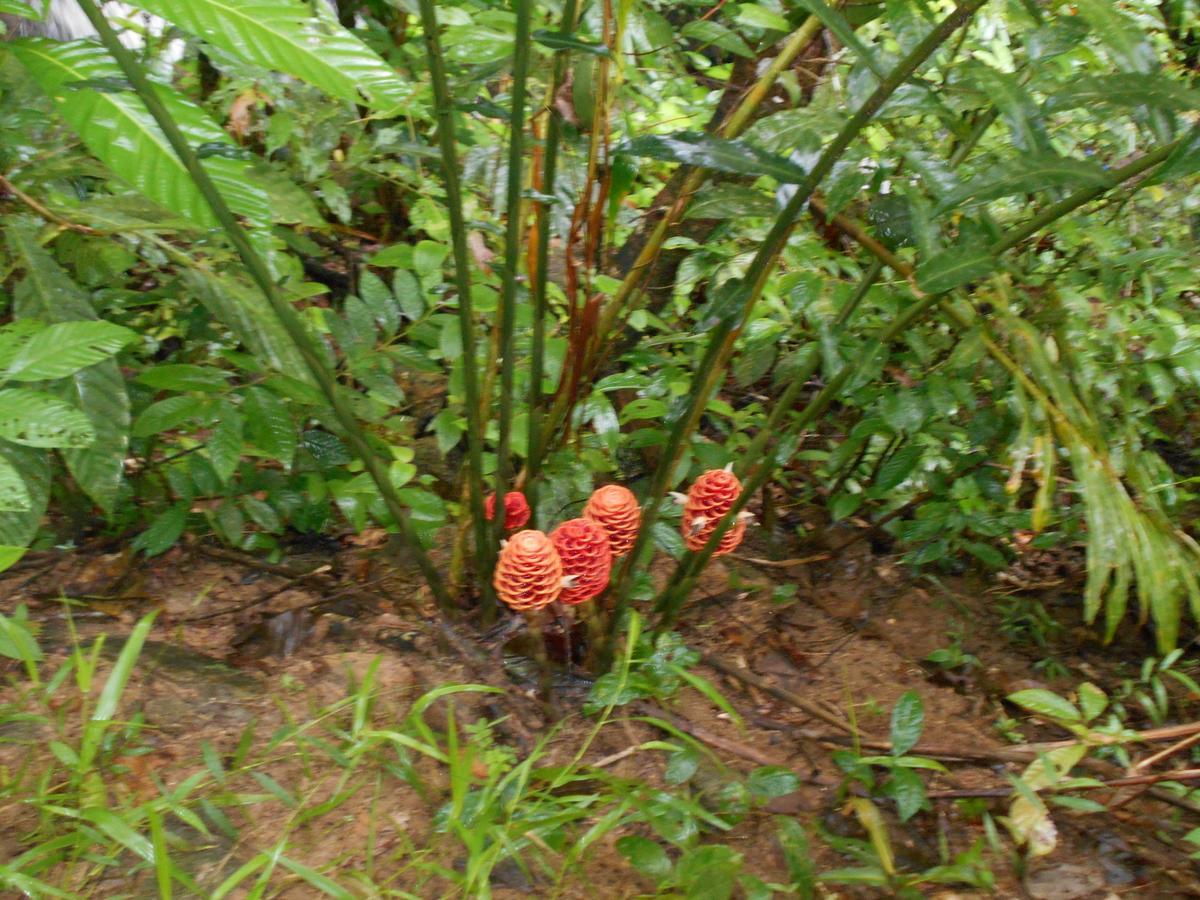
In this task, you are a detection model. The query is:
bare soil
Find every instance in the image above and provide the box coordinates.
[0,524,1197,898]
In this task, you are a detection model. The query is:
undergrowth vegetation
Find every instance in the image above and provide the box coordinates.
[2,0,1200,895]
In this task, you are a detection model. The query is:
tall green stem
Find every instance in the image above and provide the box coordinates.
[527,0,580,525]
[416,0,493,604]
[606,0,986,639]
[74,0,454,613]
[653,142,1183,630]
[494,0,533,546]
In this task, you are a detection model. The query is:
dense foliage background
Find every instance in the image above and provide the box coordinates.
[2,0,1200,894]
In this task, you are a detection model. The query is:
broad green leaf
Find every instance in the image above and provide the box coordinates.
[137,364,231,393]
[0,389,94,448]
[1007,688,1081,723]
[675,845,742,900]
[915,244,995,294]
[132,502,188,556]
[620,132,807,183]
[870,444,923,494]
[532,28,611,56]
[616,835,672,880]
[734,5,790,33]
[748,766,800,801]
[244,387,297,468]
[129,0,414,113]
[11,39,272,227]
[184,268,313,383]
[0,443,49,547]
[59,360,130,513]
[358,271,400,337]
[681,19,753,58]
[6,223,131,512]
[3,320,135,383]
[889,691,924,756]
[885,767,926,822]
[1046,73,1200,113]
[1077,682,1107,722]
[0,455,31,513]
[207,405,244,483]
[132,396,206,438]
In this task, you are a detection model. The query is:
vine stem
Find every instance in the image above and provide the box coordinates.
[416,0,492,605]
[606,0,988,648]
[73,0,455,612]
[652,140,1184,632]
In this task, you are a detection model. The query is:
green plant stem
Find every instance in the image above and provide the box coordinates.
[492,0,533,565]
[606,0,985,647]
[652,141,1183,631]
[73,0,454,613]
[526,0,580,526]
[533,15,823,465]
[417,0,492,603]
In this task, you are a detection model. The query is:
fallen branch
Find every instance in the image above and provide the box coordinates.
[702,653,853,734]
[926,767,1200,800]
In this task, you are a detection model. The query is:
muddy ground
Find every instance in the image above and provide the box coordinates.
[0,522,1197,898]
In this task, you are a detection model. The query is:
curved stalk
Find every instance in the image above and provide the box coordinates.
[417,0,492,603]
[74,0,455,612]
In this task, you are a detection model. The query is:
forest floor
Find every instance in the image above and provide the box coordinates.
[0,522,1197,898]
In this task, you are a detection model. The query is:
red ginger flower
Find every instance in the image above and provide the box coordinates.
[485,491,531,530]
[682,467,746,556]
[583,484,641,557]
[550,518,612,605]
[493,530,563,612]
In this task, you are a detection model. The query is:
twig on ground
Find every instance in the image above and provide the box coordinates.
[702,653,853,734]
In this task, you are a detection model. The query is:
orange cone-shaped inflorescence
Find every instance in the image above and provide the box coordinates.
[485,491,531,530]
[493,530,563,612]
[584,484,641,557]
[682,468,746,556]
[550,518,613,605]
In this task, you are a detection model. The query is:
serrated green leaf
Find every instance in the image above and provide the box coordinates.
[2,320,134,383]
[358,270,400,337]
[130,0,413,113]
[132,502,188,556]
[0,389,94,448]
[207,405,244,483]
[11,39,272,226]
[940,154,1108,210]
[1046,73,1200,113]
[244,387,297,469]
[915,244,995,294]
[872,444,923,494]
[620,132,807,183]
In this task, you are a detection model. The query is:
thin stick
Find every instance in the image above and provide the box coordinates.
[75,0,454,613]
[701,653,853,734]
